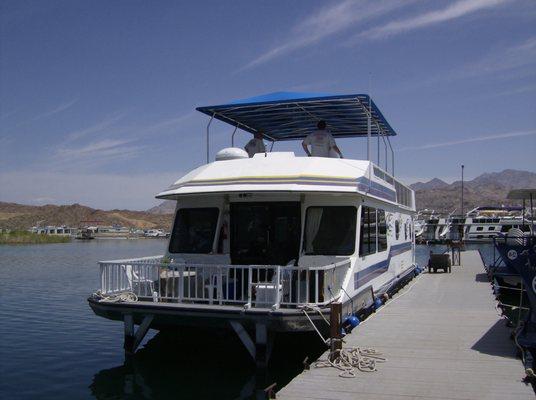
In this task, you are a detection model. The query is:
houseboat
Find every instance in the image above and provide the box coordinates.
[88,92,417,365]
[462,206,533,242]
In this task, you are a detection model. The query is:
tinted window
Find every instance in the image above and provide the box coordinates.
[169,208,219,253]
[304,206,356,255]
[377,210,388,252]
[395,220,400,240]
[360,206,377,256]
[476,227,483,231]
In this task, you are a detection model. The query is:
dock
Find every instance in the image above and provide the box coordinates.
[278,250,534,399]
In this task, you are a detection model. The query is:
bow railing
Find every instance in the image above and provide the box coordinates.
[98,256,350,309]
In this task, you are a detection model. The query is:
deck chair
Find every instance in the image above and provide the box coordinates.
[123,264,156,297]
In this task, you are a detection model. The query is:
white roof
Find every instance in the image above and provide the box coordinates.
[157,152,401,205]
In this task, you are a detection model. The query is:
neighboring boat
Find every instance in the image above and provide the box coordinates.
[75,228,95,240]
[485,189,536,375]
[88,92,418,365]
[415,210,448,244]
[29,225,77,236]
[462,206,533,242]
[82,225,131,239]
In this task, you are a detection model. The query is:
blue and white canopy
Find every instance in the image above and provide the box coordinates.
[196,92,396,141]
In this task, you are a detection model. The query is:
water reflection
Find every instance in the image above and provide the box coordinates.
[90,328,325,400]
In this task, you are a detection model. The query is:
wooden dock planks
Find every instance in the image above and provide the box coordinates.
[279,251,534,400]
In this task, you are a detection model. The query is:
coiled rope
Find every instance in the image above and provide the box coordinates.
[92,290,138,302]
[314,347,387,378]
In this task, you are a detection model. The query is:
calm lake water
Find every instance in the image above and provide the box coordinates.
[0,240,494,399]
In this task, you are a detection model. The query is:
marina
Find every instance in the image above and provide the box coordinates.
[278,250,534,399]
[2,2,535,399]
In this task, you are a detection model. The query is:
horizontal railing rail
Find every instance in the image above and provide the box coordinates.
[98,256,351,309]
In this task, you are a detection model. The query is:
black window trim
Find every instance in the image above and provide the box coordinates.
[303,205,357,256]
[168,206,220,254]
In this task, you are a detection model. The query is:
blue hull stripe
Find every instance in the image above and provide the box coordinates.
[354,242,412,290]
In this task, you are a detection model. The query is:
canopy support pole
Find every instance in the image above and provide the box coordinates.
[377,131,380,165]
[367,100,371,162]
[387,136,395,176]
[206,113,215,163]
[231,125,238,147]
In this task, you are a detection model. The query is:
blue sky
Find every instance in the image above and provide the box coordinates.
[1,0,535,210]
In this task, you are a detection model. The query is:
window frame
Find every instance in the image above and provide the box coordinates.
[303,205,357,256]
[168,207,220,254]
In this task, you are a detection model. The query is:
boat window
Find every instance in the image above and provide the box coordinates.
[360,206,377,256]
[304,206,356,256]
[169,208,219,254]
[395,220,400,240]
[404,221,408,240]
[231,202,301,265]
[501,225,512,232]
[378,210,388,252]
[488,226,495,231]
[476,227,483,231]
[373,166,385,180]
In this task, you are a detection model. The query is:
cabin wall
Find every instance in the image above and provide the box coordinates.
[165,192,416,299]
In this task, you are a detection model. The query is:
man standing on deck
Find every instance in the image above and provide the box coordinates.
[244,131,266,158]
[302,120,343,158]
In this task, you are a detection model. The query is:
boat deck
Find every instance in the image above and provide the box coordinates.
[278,250,534,399]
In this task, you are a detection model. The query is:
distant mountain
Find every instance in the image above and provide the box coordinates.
[147,200,176,215]
[410,178,449,191]
[0,202,174,230]
[413,169,536,214]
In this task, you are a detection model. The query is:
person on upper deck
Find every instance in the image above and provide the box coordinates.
[244,131,266,158]
[302,120,343,158]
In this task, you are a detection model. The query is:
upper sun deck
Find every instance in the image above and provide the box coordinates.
[157,91,414,209]
[156,152,414,210]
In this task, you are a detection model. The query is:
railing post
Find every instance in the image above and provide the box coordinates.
[274,266,281,309]
[218,266,223,305]
[315,270,319,304]
[178,265,183,303]
[247,267,253,308]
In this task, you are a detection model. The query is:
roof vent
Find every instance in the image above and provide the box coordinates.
[215,147,249,161]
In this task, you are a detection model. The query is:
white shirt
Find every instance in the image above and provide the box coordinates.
[245,138,266,158]
[303,130,337,157]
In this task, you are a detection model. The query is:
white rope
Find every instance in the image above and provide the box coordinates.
[314,347,386,378]
[93,290,138,302]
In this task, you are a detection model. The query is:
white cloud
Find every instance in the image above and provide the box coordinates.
[356,0,512,40]
[459,36,536,76]
[398,129,536,151]
[0,170,182,210]
[239,0,412,71]
[64,111,126,142]
[34,98,79,119]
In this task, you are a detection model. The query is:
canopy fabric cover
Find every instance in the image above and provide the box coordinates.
[196,91,396,141]
[507,189,536,200]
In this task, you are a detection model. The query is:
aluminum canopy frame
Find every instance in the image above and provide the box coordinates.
[197,91,397,174]
[196,91,396,141]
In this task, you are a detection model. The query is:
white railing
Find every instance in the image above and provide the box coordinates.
[98,256,350,309]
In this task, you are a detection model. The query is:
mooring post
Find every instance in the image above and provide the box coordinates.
[329,302,342,361]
